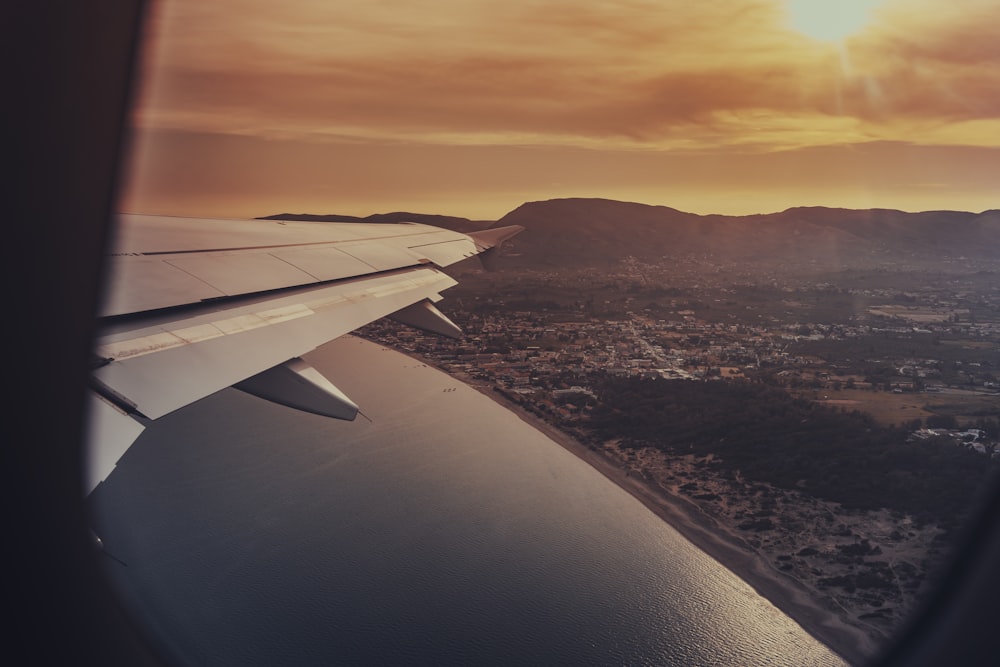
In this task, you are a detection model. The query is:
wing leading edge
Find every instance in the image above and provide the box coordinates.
[85,214,522,494]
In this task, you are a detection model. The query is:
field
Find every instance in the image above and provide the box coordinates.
[796,387,1000,427]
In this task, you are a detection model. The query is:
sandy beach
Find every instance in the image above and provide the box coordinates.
[457,377,886,667]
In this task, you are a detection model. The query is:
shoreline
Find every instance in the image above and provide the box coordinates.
[457,377,879,666]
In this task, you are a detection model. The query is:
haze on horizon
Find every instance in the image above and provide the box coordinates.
[119,0,1000,221]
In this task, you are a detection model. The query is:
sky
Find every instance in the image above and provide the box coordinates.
[118,0,1000,220]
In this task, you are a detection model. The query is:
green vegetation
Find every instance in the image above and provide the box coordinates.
[587,377,996,529]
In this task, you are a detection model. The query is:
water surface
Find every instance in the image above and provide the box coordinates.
[91,336,846,666]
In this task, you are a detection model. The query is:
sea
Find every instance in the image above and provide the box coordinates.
[89,336,847,666]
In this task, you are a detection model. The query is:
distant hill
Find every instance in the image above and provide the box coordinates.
[260,199,1000,271]
[258,212,493,234]
[491,198,1000,269]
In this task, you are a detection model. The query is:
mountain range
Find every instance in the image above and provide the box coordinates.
[264,198,1000,270]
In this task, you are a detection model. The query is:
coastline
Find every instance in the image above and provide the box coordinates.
[456,376,880,667]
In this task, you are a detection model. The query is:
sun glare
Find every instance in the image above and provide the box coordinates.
[786,0,882,42]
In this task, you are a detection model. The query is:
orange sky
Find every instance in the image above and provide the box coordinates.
[119,0,1000,220]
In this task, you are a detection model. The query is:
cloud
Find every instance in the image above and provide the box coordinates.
[121,0,1000,233]
[132,0,1000,155]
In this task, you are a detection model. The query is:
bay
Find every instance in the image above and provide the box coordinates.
[90,336,846,666]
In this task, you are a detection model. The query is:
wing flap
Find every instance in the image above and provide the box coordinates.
[93,267,457,421]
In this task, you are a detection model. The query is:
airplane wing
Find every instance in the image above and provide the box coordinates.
[85,214,521,494]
